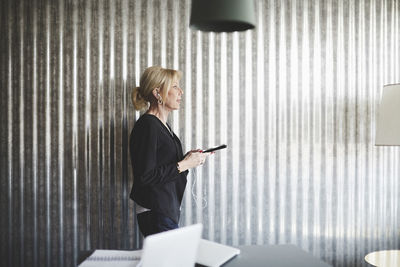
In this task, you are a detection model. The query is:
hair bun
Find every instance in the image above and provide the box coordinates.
[131,86,148,111]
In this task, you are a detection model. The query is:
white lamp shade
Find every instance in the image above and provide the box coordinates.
[375,83,400,146]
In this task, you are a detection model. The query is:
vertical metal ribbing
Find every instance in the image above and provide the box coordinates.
[389,0,399,251]
[57,0,64,265]
[98,0,104,248]
[207,32,215,241]
[172,0,179,70]
[231,31,239,246]
[7,0,13,265]
[383,2,393,252]
[346,1,356,264]
[311,0,321,257]
[396,0,400,80]
[109,0,116,249]
[32,0,38,265]
[335,0,345,263]
[301,0,311,251]
[121,0,128,250]
[255,0,265,246]
[392,1,400,251]
[267,0,277,245]
[160,0,166,68]
[45,2,51,266]
[288,0,298,247]
[195,30,203,223]
[277,0,287,245]
[389,1,396,81]
[2,1,400,266]
[244,28,252,245]
[374,0,382,252]
[199,30,208,237]
[18,1,25,265]
[373,1,381,252]
[378,0,387,251]
[146,0,153,66]
[356,1,366,263]
[386,1,398,251]
[219,32,227,244]
[324,0,334,262]
[84,0,92,251]
[72,0,79,264]
[184,0,192,226]
[367,0,376,256]
[134,0,141,83]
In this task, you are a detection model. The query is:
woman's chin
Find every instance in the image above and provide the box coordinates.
[168,106,179,111]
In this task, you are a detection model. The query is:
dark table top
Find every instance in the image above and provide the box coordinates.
[79,244,331,267]
[220,245,331,267]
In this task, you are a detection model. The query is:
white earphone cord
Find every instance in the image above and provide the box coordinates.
[191,168,207,209]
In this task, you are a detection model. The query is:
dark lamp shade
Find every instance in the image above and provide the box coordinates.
[190,0,256,32]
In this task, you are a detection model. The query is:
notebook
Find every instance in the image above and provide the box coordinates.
[79,250,142,267]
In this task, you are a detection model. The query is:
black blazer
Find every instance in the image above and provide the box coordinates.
[129,114,188,224]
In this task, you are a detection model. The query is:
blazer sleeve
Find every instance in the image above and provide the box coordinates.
[130,120,180,186]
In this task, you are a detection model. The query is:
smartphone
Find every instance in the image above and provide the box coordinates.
[203,144,227,153]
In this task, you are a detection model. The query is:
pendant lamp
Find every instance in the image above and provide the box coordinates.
[190,0,256,32]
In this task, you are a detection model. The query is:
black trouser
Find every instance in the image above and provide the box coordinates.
[137,211,179,237]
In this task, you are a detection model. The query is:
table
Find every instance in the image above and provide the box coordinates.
[215,245,330,267]
[79,244,330,267]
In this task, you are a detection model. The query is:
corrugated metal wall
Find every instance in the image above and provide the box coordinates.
[1,0,399,266]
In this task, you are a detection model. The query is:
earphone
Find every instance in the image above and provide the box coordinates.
[156,93,163,104]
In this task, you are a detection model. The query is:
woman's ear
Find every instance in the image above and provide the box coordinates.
[152,88,160,98]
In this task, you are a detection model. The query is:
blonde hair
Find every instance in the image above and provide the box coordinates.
[132,66,182,111]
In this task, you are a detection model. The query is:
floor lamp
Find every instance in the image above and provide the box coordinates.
[365,83,400,266]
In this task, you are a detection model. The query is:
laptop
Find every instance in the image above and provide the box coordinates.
[196,239,240,267]
[79,224,203,267]
[139,223,203,267]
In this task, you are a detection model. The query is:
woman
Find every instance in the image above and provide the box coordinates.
[130,66,210,237]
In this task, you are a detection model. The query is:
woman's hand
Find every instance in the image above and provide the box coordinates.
[183,149,201,158]
[177,149,211,172]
